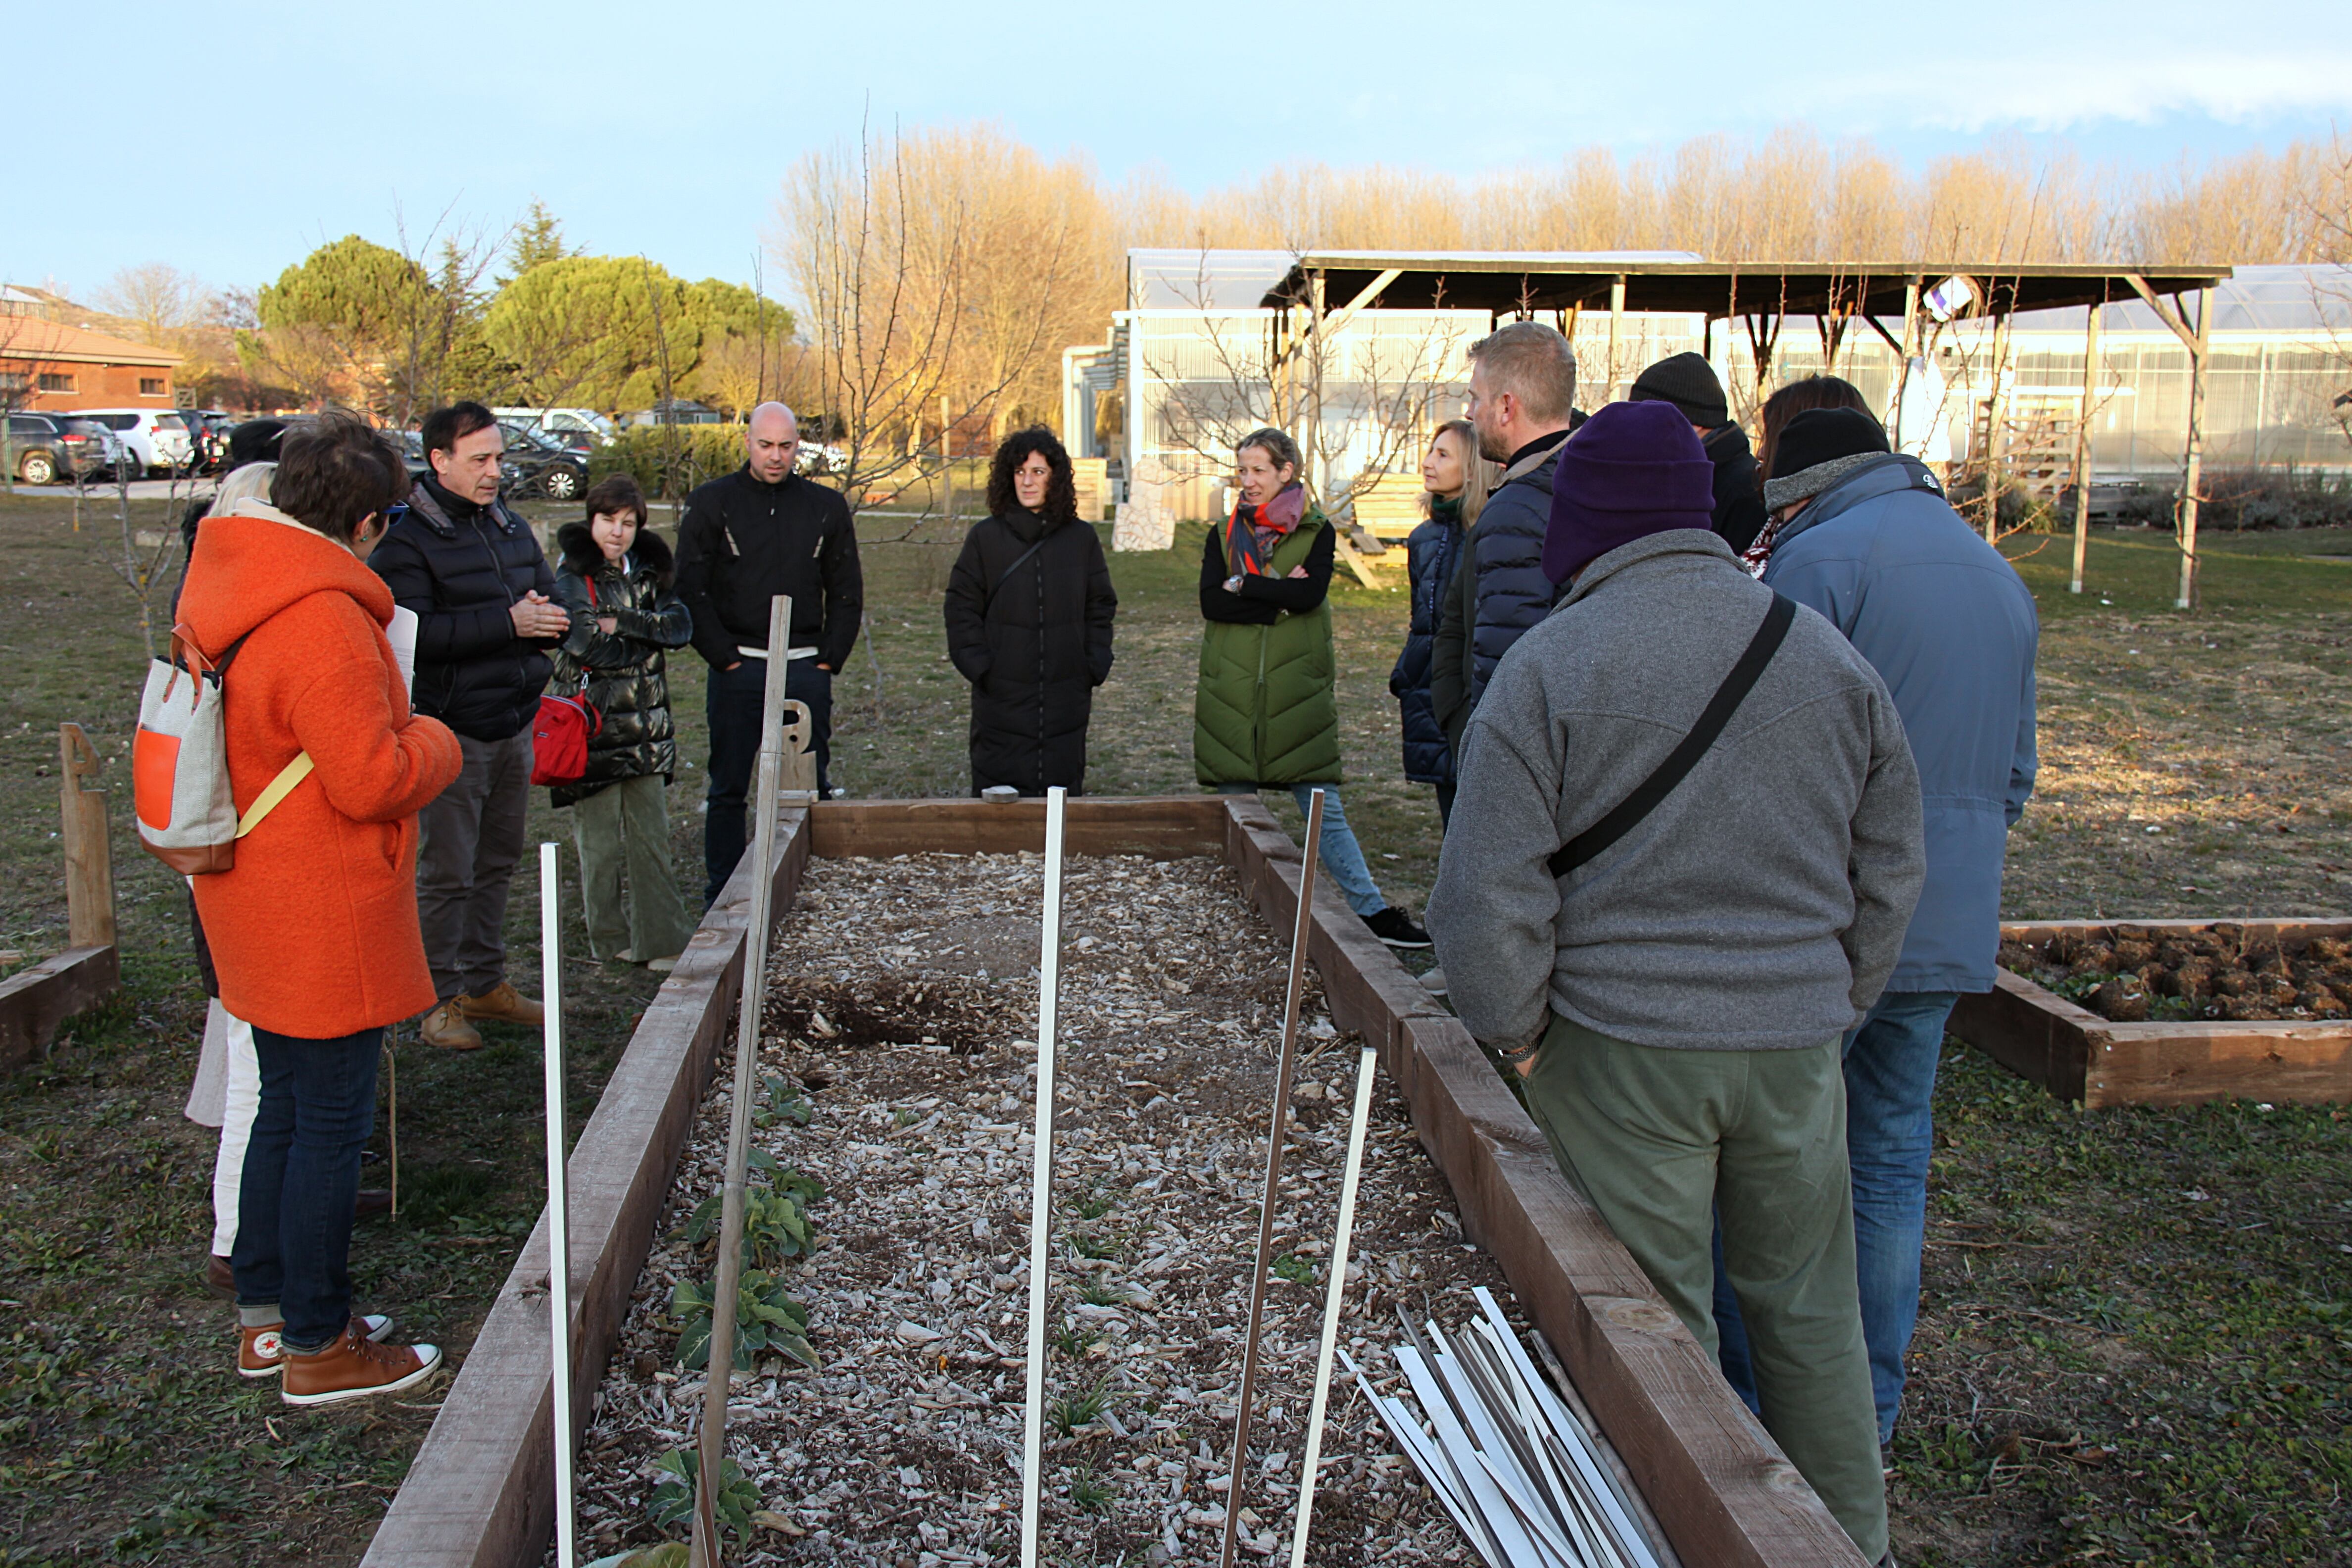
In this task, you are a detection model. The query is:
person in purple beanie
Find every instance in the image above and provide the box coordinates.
[1425,399,1923,1567]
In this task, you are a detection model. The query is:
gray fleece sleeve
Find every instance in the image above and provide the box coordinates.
[1841,680,1928,1014]
[1425,699,1565,1050]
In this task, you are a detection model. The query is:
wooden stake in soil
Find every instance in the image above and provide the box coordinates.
[1220,787,1325,1568]
[1287,1038,1378,1568]
[690,594,794,1568]
[538,841,577,1568]
[1019,785,1069,1568]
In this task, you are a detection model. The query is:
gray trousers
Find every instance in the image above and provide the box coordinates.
[416,728,533,1004]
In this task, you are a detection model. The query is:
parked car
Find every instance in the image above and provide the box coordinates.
[4,413,114,485]
[492,406,617,446]
[623,399,727,428]
[496,423,588,501]
[72,409,196,473]
[184,410,237,472]
[389,430,432,485]
[795,441,847,475]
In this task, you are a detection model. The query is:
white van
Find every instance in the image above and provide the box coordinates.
[492,407,617,447]
[71,409,195,472]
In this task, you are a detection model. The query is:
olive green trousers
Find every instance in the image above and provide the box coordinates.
[571,774,693,964]
[1520,1012,1889,1564]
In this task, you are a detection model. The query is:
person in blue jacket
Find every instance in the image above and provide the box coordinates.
[1715,406,2040,1447]
[1464,322,1582,709]
[1389,419,1493,826]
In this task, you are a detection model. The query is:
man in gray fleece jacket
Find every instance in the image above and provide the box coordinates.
[1427,400,1923,1567]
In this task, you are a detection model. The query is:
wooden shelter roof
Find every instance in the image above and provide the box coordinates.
[1259,252,2234,319]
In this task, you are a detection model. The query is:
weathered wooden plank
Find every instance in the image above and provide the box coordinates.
[1214,794,1863,1568]
[361,810,811,1568]
[808,795,1227,860]
[59,724,116,950]
[0,946,121,1071]
[1946,919,2352,1107]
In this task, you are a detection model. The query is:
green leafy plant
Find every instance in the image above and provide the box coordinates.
[645,1448,759,1537]
[1069,1231,1122,1261]
[753,1074,812,1129]
[679,1153,824,1272]
[1070,1466,1112,1513]
[673,1272,819,1372]
[1077,1277,1128,1308]
[1273,1252,1316,1285]
[1046,1378,1111,1435]
[1065,1185,1117,1221]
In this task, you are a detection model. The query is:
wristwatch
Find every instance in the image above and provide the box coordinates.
[1224,574,1245,593]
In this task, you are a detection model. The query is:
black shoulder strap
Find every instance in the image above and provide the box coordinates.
[207,629,258,678]
[980,538,1049,618]
[1547,593,1797,879]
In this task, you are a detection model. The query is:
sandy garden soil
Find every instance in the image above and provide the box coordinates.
[571,850,1568,1567]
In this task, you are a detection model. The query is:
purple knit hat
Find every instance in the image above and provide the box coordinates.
[1543,400,1718,585]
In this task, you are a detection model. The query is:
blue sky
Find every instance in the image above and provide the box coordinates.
[12,0,2347,306]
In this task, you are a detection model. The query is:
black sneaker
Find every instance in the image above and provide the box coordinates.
[1364,907,1431,948]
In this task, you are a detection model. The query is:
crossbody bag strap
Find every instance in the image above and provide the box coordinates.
[1547,592,1797,879]
[980,538,1049,618]
[236,752,315,839]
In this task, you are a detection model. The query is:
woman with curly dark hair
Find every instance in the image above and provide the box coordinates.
[942,426,1117,794]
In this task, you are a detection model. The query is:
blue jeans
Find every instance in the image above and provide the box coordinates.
[1713,989,1957,1442]
[1217,784,1386,917]
[232,1027,382,1351]
[706,657,832,903]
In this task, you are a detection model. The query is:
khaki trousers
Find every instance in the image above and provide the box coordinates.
[1520,1012,1890,1563]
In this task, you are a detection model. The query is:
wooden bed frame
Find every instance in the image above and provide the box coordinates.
[360,795,1864,1568]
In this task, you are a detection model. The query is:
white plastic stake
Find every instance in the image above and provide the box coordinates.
[1287,1039,1379,1568]
[538,840,576,1568]
[1019,786,1068,1568]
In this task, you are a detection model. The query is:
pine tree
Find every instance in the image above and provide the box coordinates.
[503,201,569,285]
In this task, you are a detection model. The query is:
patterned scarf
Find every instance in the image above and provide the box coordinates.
[1223,483,1307,576]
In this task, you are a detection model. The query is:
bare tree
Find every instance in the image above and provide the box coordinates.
[94,263,210,346]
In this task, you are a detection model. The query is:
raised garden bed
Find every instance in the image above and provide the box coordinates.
[363,796,1866,1568]
[1951,919,2352,1107]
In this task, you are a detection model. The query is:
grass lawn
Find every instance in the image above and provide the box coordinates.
[0,488,2346,1565]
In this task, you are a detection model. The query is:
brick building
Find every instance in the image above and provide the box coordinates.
[0,291,177,411]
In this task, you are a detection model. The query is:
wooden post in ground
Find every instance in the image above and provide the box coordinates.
[59,725,114,950]
[1608,275,1627,402]
[940,394,953,525]
[689,594,793,1568]
[1221,789,1326,1568]
[1981,285,2011,544]
[2120,274,2217,613]
[2178,287,2212,611]
[1307,270,1327,503]
[2070,294,2104,595]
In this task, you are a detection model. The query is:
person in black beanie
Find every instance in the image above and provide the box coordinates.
[1629,351,1767,552]
[179,420,288,565]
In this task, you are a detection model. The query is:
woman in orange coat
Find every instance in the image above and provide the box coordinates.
[178,411,463,1406]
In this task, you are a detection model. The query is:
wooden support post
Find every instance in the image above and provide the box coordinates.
[2070,294,2104,595]
[1307,270,1327,503]
[1981,293,2011,544]
[2179,287,2211,611]
[940,394,953,525]
[689,595,793,1568]
[59,724,114,950]
[1607,275,1626,402]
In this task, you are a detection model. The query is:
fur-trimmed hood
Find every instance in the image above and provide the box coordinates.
[557,521,675,588]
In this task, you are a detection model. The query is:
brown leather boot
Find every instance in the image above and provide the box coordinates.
[457,980,543,1028]
[280,1320,441,1406]
[239,1313,392,1378]
[418,1000,483,1051]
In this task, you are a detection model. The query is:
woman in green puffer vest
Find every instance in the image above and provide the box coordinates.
[1194,427,1429,949]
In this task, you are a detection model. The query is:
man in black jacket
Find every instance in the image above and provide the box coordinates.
[372,401,565,1051]
[1465,321,1581,710]
[674,401,863,902]
[1630,351,1768,553]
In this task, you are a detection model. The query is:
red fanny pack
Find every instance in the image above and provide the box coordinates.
[531,693,601,786]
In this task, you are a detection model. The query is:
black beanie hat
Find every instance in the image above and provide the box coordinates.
[1629,352,1728,429]
[1766,407,1890,481]
[226,418,288,469]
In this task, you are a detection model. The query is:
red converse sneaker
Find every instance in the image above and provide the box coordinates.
[280,1320,440,1407]
[238,1314,393,1378]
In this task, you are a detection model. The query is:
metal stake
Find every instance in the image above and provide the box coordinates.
[1287,1039,1378,1568]
[538,841,576,1568]
[1220,787,1325,1568]
[1019,786,1069,1568]
[691,595,794,1568]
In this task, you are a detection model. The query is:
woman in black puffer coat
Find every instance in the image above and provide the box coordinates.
[942,427,1117,796]
[550,476,696,967]
[1390,419,1494,827]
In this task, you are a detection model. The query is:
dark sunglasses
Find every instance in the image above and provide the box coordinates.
[379,503,410,528]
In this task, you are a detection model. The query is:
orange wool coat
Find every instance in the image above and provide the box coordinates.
[178,505,463,1038]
